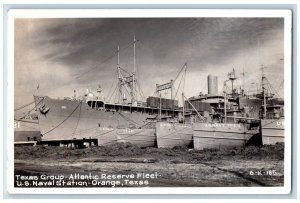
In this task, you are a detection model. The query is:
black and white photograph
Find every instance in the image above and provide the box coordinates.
[8,9,292,193]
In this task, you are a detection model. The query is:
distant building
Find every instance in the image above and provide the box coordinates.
[207,75,218,95]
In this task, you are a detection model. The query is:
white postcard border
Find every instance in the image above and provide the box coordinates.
[6,9,292,195]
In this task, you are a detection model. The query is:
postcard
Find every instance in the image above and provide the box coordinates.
[6,9,292,194]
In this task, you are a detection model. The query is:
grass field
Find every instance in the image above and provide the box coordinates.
[14,143,284,187]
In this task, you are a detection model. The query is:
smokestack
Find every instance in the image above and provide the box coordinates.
[207,75,218,95]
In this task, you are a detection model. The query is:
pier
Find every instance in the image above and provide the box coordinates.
[37,138,98,149]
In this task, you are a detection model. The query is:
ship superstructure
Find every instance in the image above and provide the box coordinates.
[19,35,284,148]
[33,37,185,147]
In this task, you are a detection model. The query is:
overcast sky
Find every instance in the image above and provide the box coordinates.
[14,18,284,107]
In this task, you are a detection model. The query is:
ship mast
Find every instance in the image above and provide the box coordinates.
[113,36,146,105]
[131,35,137,104]
[117,46,122,103]
[261,64,267,119]
[133,35,136,75]
[182,92,185,123]
[240,67,247,96]
[224,90,227,123]
[159,93,162,121]
[223,80,229,123]
[263,85,266,119]
[228,68,237,97]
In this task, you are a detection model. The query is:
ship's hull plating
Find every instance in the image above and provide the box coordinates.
[97,128,156,147]
[156,122,193,148]
[261,118,284,145]
[193,123,259,150]
[34,96,156,147]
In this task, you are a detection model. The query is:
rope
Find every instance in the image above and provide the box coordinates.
[173,71,185,100]
[106,81,115,101]
[108,83,118,102]
[96,129,117,137]
[41,101,82,136]
[75,41,137,80]
[37,41,137,95]
[265,77,281,98]
[183,67,186,94]
[174,62,187,83]
[120,46,131,72]
[136,80,145,101]
[14,101,35,111]
[117,111,141,126]
[72,102,82,138]
[15,98,44,120]
[119,67,131,75]
[183,95,204,121]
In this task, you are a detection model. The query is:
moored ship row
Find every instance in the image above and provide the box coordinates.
[15,37,285,149]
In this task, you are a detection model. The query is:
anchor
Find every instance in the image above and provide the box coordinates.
[39,104,50,115]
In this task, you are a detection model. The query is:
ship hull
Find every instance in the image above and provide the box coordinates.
[34,96,156,147]
[97,128,156,147]
[14,120,41,142]
[156,122,193,148]
[193,123,259,150]
[261,118,284,145]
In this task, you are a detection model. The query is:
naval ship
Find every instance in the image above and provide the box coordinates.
[156,69,260,149]
[256,68,285,145]
[33,37,185,147]
[192,66,284,149]
[30,36,283,149]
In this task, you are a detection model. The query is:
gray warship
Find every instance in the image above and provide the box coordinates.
[18,37,283,149]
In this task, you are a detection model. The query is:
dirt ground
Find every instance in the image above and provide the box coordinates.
[14,143,284,187]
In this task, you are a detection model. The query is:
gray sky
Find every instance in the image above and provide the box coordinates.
[14,18,284,107]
